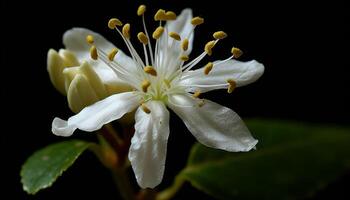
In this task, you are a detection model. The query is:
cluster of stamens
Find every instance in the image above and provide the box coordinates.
[85,5,243,113]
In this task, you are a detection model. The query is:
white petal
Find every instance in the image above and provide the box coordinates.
[63,28,139,81]
[52,92,139,136]
[158,9,194,75]
[161,9,194,53]
[168,94,257,152]
[179,59,264,93]
[129,101,170,188]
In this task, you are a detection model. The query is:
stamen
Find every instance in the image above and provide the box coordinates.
[112,24,145,67]
[108,18,123,29]
[213,31,227,40]
[137,5,146,16]
[231,47,243,58]
[204,40,216,56]
[152,26,164,39]
[122,23,131,39]
[181,38,189,51]
[141,103,151,114]
[90,46,98,60]
[182,52,206,71]
[198,99,205,107]
[180,55,189,61]
[204,62,214,75]
[141,10,155,65]
[192,90,201,98]
[144,66,157,76]
[227,79,236,93]
[138,32,150,65]
[163,79,171,88]
[137,32,149,44]
[191,17,204,26]
[86,35,94,45]
[108,48,118,61]
[169,32,181,41]
[154,9,166,21]
[141,80,151,92]
[165,11,177,20]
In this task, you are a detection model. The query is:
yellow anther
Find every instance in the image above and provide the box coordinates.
[90,46,98,60]
[108,48,118,61]
[192,90,201,98]
[191,17,204,26]
[231,47,243,58]
[204,62,214,75]
[144,66,157,76]
[163,79,171,88]
[152,26,164,39]
[204,40,216,56]
[86,35,94,45]
[137,5,146,16]
[169,32,181,41]
[165,11,177,20]
[213,31,227,40]
[181,38,189,51]
[198,99,205,107]
[227,79,237,93]
[154,9,166,21]
[141,103,151,114]
[108,18,123,29]
[137,32,149,44]
[122,23,131,39]
[180,55,189,61]
[141,80,151,92]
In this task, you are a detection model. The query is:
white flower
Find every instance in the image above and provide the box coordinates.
[51,7,264,188]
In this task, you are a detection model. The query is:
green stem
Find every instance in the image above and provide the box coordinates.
[156,176,185,200]
[112,167,135,200]
[95,124,136,200]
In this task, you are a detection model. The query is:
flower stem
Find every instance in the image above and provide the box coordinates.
[156,176,185,200]
[112,167,135,200]
[97,124,136,200]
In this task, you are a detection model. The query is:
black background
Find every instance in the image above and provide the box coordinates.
[1,0,349,199]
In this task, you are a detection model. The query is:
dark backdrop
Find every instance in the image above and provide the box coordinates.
[1,0,348,199]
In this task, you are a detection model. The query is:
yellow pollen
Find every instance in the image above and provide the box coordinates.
[181,38,189,51]
[122,23,131,39]
[141,80,151,92]
[137,32,149,44]
[180,55,189,61]
[165,11,177,20]
[227,79,237,93]
[108,18,123,29]
[137,5,146,16]
[204,62,214,75]
[90,46,98,60]
[152,26,164,39]
[154,9,166,21]
[204,40,216,56]
[169,32,181,41]
[144,66,157,76]
[191,17,204,26]
[108,48,118,61]
[141,103,151,114]
[192,90,201,98]
[231,47,243,58]
[213,31,227,40]
[198,99,205,107]
[86,35,94,45]
[163,79,171,88]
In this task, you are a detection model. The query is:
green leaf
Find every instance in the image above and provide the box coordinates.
[179,119,350,200]
[21,140,92,194]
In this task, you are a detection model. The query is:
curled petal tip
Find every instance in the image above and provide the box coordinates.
[52,117,76,137]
